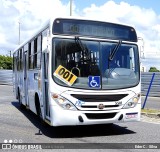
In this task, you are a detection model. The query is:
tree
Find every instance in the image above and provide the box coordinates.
[0,55,12,69]
[149,67,160,72]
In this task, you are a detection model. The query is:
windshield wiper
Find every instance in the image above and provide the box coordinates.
[75,36,89,56]
[75,36,85,51]
[109,40,122,61]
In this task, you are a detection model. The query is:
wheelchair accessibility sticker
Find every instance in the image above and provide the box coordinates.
[88,76,101,88]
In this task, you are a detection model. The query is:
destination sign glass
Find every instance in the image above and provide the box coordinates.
[53,18,137,42]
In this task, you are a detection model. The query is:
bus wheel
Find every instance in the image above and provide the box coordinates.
[18,90,24,109]
[37,105,42,120]
[35,97,47,126]
[35,96,43,120]
[36,101,46,126]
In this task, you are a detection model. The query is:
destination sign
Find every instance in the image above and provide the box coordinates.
[53,18,137,42]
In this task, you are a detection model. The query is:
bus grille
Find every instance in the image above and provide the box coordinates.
[85,113,117,119]
[71,94,128,102]
[81,105,119,108]
[71,94,127,110]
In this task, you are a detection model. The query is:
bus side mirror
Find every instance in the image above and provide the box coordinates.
[42,36,49,53]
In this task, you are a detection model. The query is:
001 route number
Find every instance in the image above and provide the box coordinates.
[53,65,77,86]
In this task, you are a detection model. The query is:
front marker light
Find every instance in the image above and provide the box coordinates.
[65,103,71,109]
[123,94,140,109]
[59,98,65,104]
[51,93,77,110]
[127,102,134,107]
[133,97,138,102]
[52,93,59,98]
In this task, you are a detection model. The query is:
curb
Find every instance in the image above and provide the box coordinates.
[141,112,160,119]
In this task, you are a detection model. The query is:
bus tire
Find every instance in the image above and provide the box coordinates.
[35,94,44,121]
[18,89,25,109]
[35,96,41,118]
[35,95,48,126]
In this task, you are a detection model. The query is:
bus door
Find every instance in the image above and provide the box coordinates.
[23,47,29,107]
[42,28,50,119]
[42,52,50,118]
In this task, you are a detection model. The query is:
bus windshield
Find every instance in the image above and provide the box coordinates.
[52,38,140,90]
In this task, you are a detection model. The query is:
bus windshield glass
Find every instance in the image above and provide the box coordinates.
[52,38,140,90]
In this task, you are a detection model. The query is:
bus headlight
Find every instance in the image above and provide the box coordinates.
[123,94,140,109]
[51,93,77,110]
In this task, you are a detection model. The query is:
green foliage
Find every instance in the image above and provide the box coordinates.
[0,55,13,69]
[149,67,160,72]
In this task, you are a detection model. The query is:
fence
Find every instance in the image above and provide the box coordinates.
[0,70,13,85]
[141,72,160,97]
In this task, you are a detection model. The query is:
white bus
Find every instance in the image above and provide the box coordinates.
[13,17,141,126]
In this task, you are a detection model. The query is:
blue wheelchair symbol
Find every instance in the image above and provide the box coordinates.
[88,76,100,88]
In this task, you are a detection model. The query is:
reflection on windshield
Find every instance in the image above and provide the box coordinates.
[52,38,140,90]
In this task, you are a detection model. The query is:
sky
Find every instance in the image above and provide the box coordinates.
[0,0,160,71]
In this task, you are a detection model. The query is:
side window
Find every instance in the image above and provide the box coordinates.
[23,44,28,72]
[28,43,32,69]
[30,41,34,69]
[17,49,23,71]
[28,36,42,70]
[13,54,15,72]
[34,38,38,68]
[37,35,42,69]
[13,53,17,72]
[19,48,23,71]
[17,51,20,71]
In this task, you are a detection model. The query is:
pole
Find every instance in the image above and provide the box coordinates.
[18,21,21,45]
[142,73,155,109]
[70,0,72,16]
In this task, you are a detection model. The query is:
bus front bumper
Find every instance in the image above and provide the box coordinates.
[50,104,141,126]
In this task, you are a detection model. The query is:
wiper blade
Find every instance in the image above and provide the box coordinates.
[109,40,122,61]
[75,36,89,56]
[75,36,86,52]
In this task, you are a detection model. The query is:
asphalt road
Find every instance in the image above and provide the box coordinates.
[0,85,160,152]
